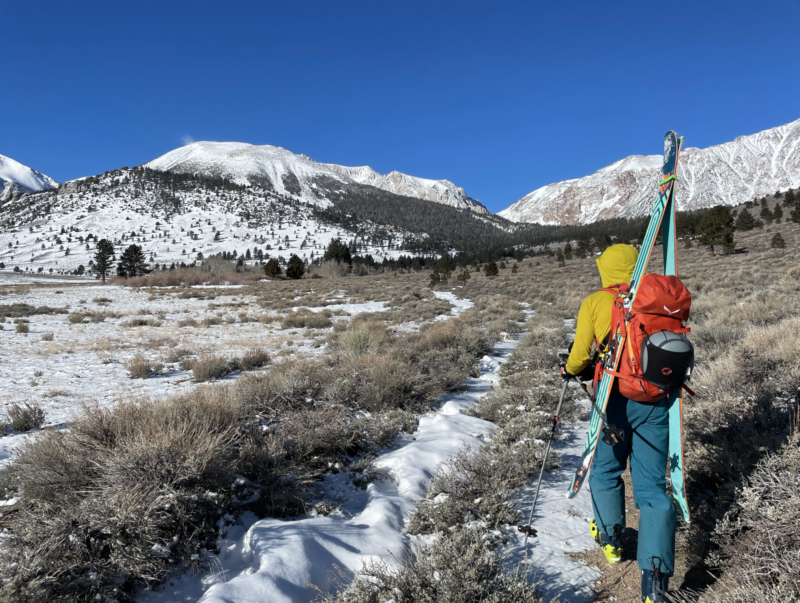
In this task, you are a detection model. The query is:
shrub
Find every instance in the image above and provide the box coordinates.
[281,310,332,330]
[200,316,222,328]
[703,433,800,601]
[241,347,270,370]
[67,312,84,324]
[316,527,541,603]
[165,347,193,363]
[178,317,198,328]
[41,332,54,341]
[771,232,786,248]
[122,317,163,328]
[338,321,387,358]
[7,402,46,431]
[0,395,239,601]
[15,320,29,334]
[190,354,233,381]
[124,355,162,379]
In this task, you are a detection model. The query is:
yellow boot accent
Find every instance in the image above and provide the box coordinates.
[589,519,603,546]
[590,519,622,564]
[602,543,622,564]
[589,519,602,545]
[645,598,656,603]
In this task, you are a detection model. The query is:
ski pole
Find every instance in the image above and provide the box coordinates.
[518,378,569,545]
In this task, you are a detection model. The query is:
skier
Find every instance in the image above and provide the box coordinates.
[561,243,675,603]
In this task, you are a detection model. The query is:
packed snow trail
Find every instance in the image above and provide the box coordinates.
[143,337,599,603]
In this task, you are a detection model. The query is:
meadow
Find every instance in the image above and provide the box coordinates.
[0,221,797,603]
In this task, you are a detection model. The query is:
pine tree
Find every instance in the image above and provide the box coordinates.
[791,204,800,225]
[697,205,735,256]
[734,210,756,231]
[576,230,593,258]
[93,239,115,284]
[264,259,281,278]
[771,233,786,249]
[484,261,499,277]
[323,238,352,264]
[511,263,518,273]
[760,206,774,225]
[773,203,783,224]
[563,242,573,260]
[557,249,565,267]
[117,244,150,277]
[286,254,305,279]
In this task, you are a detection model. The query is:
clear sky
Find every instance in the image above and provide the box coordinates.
[2,0,799,212]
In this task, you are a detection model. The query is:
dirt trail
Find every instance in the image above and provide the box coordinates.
[576,470,692,603]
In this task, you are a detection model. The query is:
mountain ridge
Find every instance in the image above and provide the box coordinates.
[145,141,488,214]
[0,153,59,202]
[500,118,800,225]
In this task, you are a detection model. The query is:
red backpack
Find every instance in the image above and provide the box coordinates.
[600,274,694,403]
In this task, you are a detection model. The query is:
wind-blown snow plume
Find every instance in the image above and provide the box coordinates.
[0,154,59,202]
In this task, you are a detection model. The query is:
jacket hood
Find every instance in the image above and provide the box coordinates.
[596,244,639,287]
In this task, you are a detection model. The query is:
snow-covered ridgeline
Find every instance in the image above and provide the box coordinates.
[146,141,488,214]
[0,153,59,202]
[500,117,800,225]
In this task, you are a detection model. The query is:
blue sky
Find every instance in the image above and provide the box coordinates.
[2,0,799,212]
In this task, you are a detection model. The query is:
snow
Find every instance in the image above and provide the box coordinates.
[509,401,600,602]
[141,336,599,603]
[0,153,58,198]
[500,116,800,225]
[432,290,474,317]
[145,141,486,214]
[0,173,419,274]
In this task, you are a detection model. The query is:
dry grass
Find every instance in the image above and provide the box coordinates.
[241,347,270,370]
[189,354,235,382]
[315,526,542,603]
[281,308,333,330]
[7,402,46,431]
[124,355,164,379]
[121,317,163,328]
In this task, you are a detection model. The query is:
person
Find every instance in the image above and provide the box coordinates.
[561,243,675,603]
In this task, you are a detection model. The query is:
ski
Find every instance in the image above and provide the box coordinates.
[567,131,683,502]
[663,137,691,523]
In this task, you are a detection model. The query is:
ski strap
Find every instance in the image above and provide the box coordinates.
[659,174,677,185]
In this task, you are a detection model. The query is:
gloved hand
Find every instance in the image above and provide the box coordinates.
[559,364,573,381]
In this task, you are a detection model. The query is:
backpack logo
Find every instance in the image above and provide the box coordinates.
[663,305,680,315]
[662,367,673,376]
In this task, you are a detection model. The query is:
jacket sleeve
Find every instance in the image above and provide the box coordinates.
[565,296,595,376]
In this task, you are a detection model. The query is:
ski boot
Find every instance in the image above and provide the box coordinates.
[589,519,622,564]
[641,558,669,603]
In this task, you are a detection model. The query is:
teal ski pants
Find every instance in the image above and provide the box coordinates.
[588,390,676,576]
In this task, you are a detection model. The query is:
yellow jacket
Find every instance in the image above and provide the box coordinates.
[565,244,639,376]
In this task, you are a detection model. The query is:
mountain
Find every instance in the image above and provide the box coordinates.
[0,154,59,202]
[500,118,800,225]
[146,141,488,214]
[0,166,422,276]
